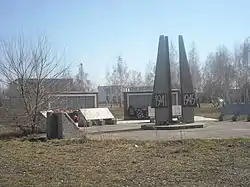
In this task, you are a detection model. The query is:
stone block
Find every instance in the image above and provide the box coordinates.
[46,112,63,139]
[104,118,117,125]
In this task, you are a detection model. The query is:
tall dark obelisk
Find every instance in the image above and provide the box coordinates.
[151,35,172,125]
[165,36,172,123]
[179,35,197,123]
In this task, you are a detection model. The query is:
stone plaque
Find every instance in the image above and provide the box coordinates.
[152,93,168,108]
[183,93,197,107]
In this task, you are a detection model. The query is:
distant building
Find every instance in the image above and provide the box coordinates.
[7,78,74,98]
[127,86,153,92]
[98,85,126,104]
[4,78,81,111]
[49,91,98,109]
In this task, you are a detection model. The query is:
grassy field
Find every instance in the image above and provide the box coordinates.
[0,138,249,186]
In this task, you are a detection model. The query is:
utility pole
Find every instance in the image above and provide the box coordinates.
[79,63,84,90]
[117,56,123,107]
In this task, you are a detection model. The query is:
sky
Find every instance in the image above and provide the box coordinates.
[0,0,250,86]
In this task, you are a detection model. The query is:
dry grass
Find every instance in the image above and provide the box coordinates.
[194,103,220,119]
[0,138,250,186]
[109,106,124,119]
[0,125,24,140]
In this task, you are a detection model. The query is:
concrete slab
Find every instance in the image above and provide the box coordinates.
[117,120,150,124]
[194,116,216,122]
[79,108,114,121]
[66,115,216,136]
[82,121,206,134]
[117,116,216,124]
[81,116,214,134]
[141,123,204,130]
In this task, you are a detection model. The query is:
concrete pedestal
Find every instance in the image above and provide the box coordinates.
[141,123,205,130]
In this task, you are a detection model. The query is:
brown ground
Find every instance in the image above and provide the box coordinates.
[1,104,249,186]
[0,138,250,187]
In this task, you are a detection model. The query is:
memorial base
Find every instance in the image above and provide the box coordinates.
[141,122,205,130]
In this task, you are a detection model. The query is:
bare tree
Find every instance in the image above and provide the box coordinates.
[128,70,143,87]
[106,56,130,107]
[202,46,235,102]
[202,53,215,101]
[144,61,155,86]
[188,42,202,92]
[231,38,250,103]
[169,41,179,88]
[0,36,70,134]
[62,68,72,79]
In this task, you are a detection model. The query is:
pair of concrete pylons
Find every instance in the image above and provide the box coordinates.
[151,35,197,125]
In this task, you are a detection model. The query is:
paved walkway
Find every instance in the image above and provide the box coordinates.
[81,116,216,134]
[117,116,216,124]
[79,123,142,134]
[88,121,250,140]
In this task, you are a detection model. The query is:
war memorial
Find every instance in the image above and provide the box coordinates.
[142,35,204,130]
